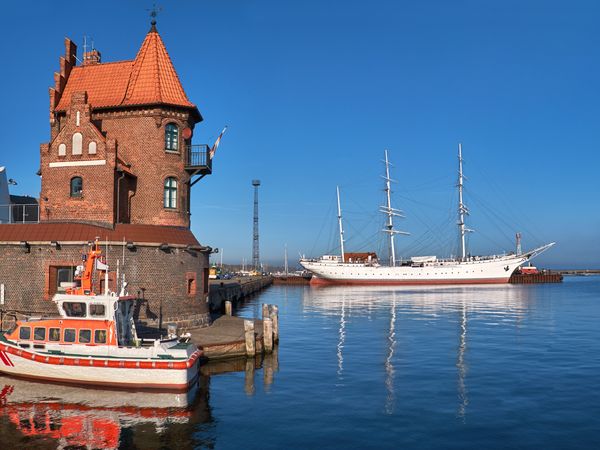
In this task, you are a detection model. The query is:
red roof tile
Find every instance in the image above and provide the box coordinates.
[56,30,195,112]
[0,223,202,247]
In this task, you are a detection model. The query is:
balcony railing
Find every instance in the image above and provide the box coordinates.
[0,204,40,224]
[185,144,212,174]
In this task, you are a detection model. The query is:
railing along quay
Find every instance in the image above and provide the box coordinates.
[0,204,39,224]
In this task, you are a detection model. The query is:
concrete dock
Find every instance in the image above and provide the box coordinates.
[189,315,265,360]
[183,276,277,363]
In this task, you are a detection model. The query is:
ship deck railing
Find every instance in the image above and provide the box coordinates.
[305,252,515,265]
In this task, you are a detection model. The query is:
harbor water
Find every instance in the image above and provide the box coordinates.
[1,277,599,448]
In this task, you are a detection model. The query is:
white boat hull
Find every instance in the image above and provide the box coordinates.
[0,341,201,391]
[300,254,529,286]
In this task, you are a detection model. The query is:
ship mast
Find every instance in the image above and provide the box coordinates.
[380,150,408,266]
[457,143,472,260]
[337,186,345,262]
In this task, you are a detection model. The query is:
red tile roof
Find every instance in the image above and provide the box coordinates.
[56,30,195,112]
[0,223,202,247]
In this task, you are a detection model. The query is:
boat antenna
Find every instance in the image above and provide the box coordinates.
[104,237,109,295]
[457,143,473,260]
[379,150,409,266]
[337,186,345,262]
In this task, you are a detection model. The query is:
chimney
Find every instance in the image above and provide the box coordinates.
[83,49,101,65]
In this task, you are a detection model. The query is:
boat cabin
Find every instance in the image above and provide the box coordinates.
[4,294,139,349]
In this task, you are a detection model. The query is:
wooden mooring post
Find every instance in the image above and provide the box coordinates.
[263,318,273,353]
[244,320,256,356]
[225,300,232,316]
[270,305,279,343]
[262,303,269,319]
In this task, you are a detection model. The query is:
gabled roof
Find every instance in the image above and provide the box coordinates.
[55,28,196,113]
[56,61,134,110]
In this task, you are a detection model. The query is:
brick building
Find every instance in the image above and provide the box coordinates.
[0,22,214,330]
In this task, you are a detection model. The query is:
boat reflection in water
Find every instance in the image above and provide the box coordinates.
[303,284,536,418]
[0,374,213,449]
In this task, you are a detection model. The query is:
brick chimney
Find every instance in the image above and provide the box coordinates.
[83,49,101,65]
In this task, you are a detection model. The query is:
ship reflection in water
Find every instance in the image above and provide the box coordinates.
[0,375,213,449]
[303,284,536,420]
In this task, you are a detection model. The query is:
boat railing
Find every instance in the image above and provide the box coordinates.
[0,204,40,224]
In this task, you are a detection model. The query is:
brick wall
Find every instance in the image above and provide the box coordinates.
[0,243,210,330]
[96,108,195,227]
[41,92,117,226]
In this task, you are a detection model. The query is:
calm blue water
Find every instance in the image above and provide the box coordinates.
[1,277,599,449]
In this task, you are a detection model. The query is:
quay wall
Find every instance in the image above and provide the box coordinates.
[0,242,211,330]
[209,276,273,312]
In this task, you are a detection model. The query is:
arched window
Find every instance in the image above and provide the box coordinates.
[70,177,83,197]
[165,123,179,151]
[164,177,177,209]
[72,132,83,155]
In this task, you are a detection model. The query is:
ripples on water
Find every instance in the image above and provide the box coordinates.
[1,278,599,449]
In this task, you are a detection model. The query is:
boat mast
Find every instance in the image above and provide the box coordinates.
[380,150,408,266]
[457,143,471,260]
[337,186,345,262]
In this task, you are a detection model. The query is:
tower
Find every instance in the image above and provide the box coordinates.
[0,18,217,330]
[252,179,261,270]
[40,22,211,228]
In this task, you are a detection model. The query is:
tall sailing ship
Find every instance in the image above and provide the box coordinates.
[300,145,554,285]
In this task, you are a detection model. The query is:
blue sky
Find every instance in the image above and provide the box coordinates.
[1,1,599,268]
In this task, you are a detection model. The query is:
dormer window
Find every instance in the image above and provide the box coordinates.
[165,123,179,151]
[70,177,83,197]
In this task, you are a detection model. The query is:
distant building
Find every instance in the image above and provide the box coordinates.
[0,21,214,330]
[0,167,38,224]
[0,167,10,223]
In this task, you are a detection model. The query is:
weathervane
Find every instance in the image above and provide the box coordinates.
[148,2,162,31]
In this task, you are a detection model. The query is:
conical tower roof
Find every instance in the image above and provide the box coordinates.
[123,26,195,108]
[55,25,199,118]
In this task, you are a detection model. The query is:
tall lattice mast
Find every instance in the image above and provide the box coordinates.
[252,180,261,270]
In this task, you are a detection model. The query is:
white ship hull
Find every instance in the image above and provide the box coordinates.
[300,253,531,286]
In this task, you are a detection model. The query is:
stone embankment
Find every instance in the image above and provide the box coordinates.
[208,276,273,312]
[184,276,276,364]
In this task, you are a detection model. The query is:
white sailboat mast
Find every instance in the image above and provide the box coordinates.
[457,143,470,261]
[384,151,396,266]
[380,150,408,266]
[337,186,345,262]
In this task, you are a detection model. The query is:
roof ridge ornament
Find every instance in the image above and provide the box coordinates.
[148,2,162,32]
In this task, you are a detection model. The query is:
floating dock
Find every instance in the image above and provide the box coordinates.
[509,271,563,284]
[272,275,311,285]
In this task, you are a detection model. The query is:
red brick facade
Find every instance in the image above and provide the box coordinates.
[0,243,211,330]
[40,28,201,228]
[0,26,213,329]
